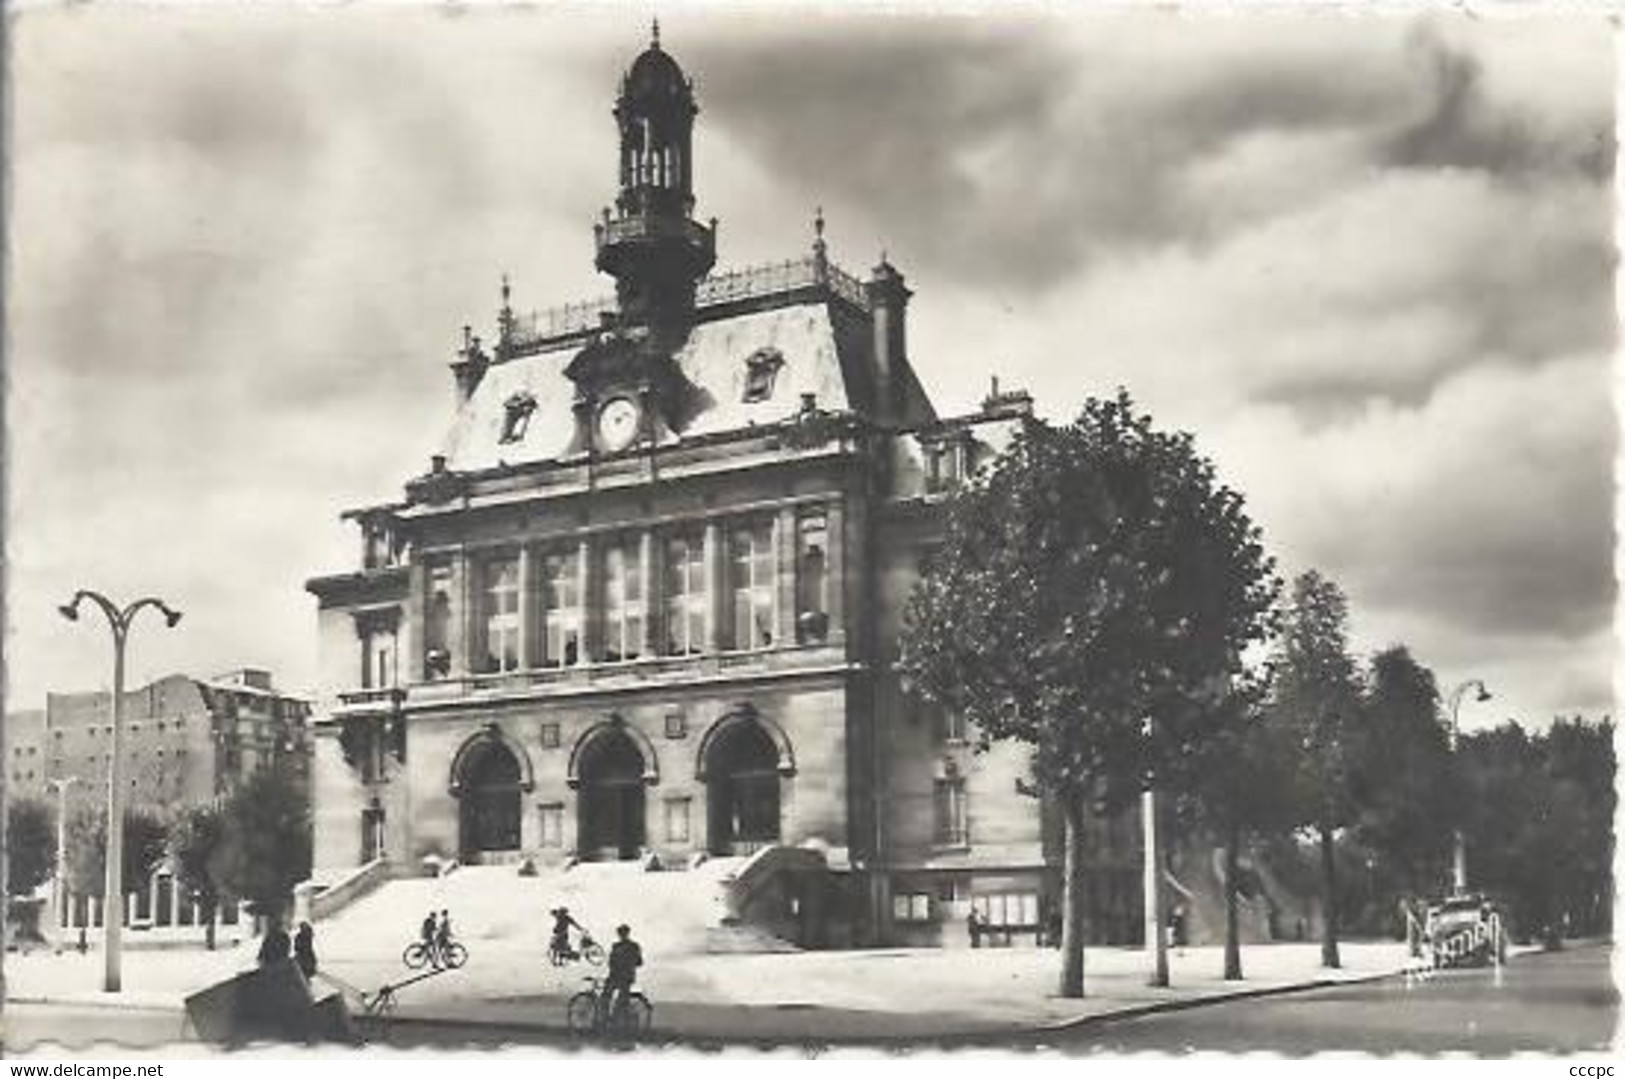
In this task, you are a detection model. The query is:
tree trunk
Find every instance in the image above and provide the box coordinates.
[203,897,217,951]
[1223,821,1243,981]
[1058,795,1087,998]
[1319,823,1341,969]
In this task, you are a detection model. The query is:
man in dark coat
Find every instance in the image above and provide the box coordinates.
[294,922,318,980]
[257,918,291,967]
[603,924,643,1019]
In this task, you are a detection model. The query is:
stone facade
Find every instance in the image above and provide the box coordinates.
[303,32,1112,947]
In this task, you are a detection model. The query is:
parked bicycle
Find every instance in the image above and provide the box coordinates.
[402,937,468,971]
[566,975,652,1039]
[549,931,606,967]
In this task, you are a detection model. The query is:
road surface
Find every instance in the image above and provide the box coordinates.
[1038,943,1616,1055]
[4,943,1613,1054]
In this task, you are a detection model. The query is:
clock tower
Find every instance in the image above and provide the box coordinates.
[593,23,717,337]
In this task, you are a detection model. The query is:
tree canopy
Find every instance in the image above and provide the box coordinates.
[7,798,56,896]
[902,391,1279,806]
[213,769,312,917]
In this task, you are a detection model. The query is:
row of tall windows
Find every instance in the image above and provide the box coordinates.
[418,511,832,678]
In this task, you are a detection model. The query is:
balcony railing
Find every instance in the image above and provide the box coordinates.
[505,255,872,354]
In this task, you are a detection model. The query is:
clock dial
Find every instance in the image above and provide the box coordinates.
[597,396,641,451]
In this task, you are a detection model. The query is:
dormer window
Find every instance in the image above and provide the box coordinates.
[500,392,538,444]
[742,347,784,403]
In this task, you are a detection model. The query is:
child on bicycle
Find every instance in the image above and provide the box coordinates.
[550,906,583,962]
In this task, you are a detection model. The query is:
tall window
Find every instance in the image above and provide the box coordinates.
[730,519,775,650]
[541,551,581,668]
[934,776,968,846]
[664,533,706,656]
[796,512,829,642]
[482,557,521,673]
[602,541,644,662]
[425,562,453,678]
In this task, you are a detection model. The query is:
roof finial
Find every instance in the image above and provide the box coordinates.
[814,205,825,241]
[651,17,661,49]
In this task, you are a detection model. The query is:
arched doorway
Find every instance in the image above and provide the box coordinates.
[706,721,782,855]
[458,740,523,860]
[577,729,648,861]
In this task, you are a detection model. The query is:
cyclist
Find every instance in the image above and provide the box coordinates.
[602,924,643,1021]
[436,910,454,965]
[550,906,583,963]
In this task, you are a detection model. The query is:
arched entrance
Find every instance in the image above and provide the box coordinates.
[577,729,648,861]
[705,720,782,855]
[457,739,523,860]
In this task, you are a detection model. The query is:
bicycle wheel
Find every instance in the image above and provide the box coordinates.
[582,940,605,965]
[565,991,599,1035]
[626,992,653,1033]
[402,943,428,970]
[443,941,469,969]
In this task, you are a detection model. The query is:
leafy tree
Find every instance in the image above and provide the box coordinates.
[1184,668,1297,980]
[6,798,56,896]
[1266,570,1362,968]
[902,392,1278,997]
[214,769,312,919]
[61,804,170,899]
[169,804,227,949]
[1350,646,1456,898]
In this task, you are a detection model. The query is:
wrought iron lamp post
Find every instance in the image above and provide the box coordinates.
[1446,678,1492,897]
[58,590,182,992]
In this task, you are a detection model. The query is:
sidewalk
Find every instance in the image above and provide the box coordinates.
[7,940,1422,1042]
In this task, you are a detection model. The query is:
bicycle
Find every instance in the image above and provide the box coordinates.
[402,938,469,971]
[566,975,652,1039]
[549,932,606,967]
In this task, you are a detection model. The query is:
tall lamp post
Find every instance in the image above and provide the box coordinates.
[1447,678,1492,897]
[58,590,182,993]
[46,776,80,942]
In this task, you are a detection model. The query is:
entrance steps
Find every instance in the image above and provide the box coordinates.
[309,857,788,961]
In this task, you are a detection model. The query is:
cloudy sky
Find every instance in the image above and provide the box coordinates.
[7,5,1615,730]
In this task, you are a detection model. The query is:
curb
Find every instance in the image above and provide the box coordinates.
[6,995,184,1014]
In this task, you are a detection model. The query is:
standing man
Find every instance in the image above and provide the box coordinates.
[603,924,643,1021]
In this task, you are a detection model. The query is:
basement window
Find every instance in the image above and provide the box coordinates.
[742,348,784,403]
[500,392,538,444]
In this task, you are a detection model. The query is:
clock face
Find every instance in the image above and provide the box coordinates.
[597,396,641,451]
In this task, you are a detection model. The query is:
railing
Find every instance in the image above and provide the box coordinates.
[506,255,872,354]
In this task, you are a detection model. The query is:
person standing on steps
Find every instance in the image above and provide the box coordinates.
[257,914,291,967]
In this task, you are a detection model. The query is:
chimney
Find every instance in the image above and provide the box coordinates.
[450,325,489,407]
[866,256,912,425]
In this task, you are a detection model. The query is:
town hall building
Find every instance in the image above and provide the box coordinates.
[306,31,1144,947]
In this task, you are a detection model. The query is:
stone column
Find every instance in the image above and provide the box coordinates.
[639,531,659,658]
[576,538,593,666]
[705,519,725,652]
[826,500,846,644]
[776,507,797,646]
[407,560,428,682]
[452,551,474,677]
[517,545,533,670]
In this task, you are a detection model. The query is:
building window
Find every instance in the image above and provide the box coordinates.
[892,893,932,923]
[742,347,784,403]
[540,723,561,749]
[923,437,975,495]
[425,561,454,678]
[499,392,537,444]
[934,776,968,846]
[481,556,521,673]
[664,798,691,844]
[663,532,706,657]
[974,893,1039,929]
[602,540,644,662]
[729,519,775,650]
[664,711,686,739]
[539,804,564,847]
[795,511,829,643]
[541,550,582,668]
[941,710,967,744]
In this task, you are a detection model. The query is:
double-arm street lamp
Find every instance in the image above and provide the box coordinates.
[1447,678,1492,897]
[58,590,182,993]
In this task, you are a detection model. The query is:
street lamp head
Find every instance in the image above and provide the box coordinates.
[163,607,184,629]
[1476,686,1493,704]
[57,600,79,622]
